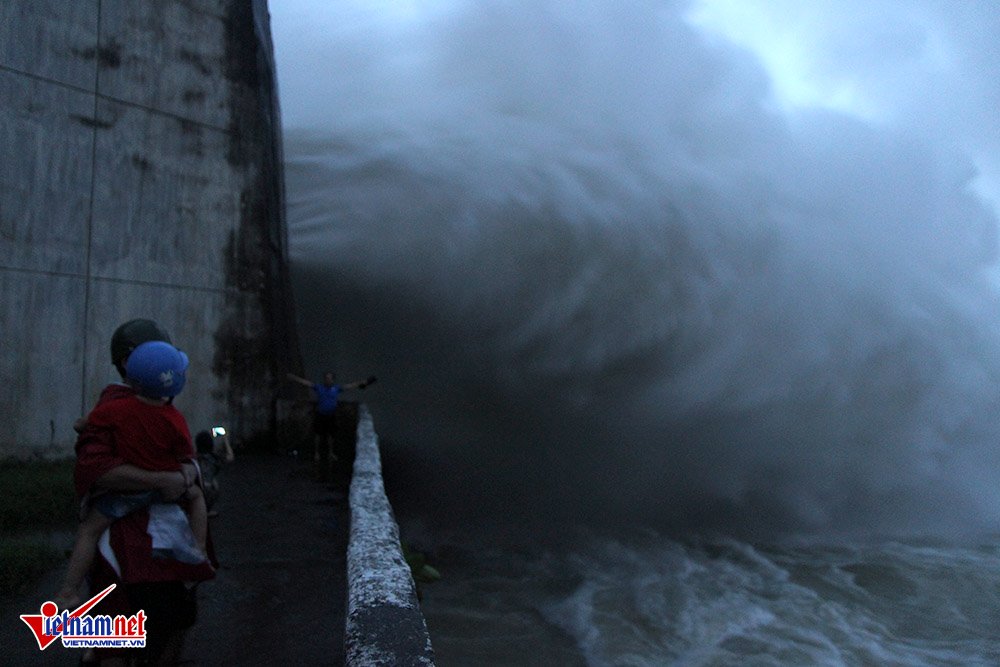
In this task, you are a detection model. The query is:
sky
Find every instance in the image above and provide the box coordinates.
[268,0,1000,536]
[272,0,1000,210]
[687,0,1000,210]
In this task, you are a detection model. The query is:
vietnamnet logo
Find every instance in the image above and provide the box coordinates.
[20,584,147,650]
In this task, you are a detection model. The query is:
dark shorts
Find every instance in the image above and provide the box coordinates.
[314,411,337,436]
[92,490,163,520]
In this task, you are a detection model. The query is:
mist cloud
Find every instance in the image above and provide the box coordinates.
[275,0,1000,536]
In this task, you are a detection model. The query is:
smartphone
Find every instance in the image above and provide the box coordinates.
[211,426,226,437]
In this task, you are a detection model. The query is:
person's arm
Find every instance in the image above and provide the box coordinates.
[76,408,195,500]
[286,373,314,389]
[93,464,192,501]
[342,375,378,390]
[216,432,235,464]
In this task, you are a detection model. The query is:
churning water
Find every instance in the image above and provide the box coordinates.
[417,530,1000,665]
[277,1,1000,663]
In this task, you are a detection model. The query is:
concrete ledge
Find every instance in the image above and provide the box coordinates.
[347,406,435,666]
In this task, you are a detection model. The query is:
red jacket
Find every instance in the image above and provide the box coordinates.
[74,384,215,585]
[73,384,134,498]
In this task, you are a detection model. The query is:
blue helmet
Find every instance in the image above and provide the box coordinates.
[125,341,189,399]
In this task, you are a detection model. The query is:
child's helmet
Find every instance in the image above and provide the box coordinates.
[126,341,189,398]
[111,319,172,365]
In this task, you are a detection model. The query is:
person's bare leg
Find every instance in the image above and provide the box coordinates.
[56,509,113,609]
[182,486,208,553]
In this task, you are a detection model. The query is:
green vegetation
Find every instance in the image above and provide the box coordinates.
[0,537,62,598]
[0,458,76,532]
[402,542,441,584]
[0,459,76,597]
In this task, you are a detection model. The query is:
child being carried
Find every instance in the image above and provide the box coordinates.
[55,341,208,609]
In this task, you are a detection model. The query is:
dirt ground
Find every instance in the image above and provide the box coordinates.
[1,453,350,666]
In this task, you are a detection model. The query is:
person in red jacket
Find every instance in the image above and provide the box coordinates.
[72,320,213,664]
[57,341,210,610]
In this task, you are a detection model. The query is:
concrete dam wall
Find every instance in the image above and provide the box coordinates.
[1,3,436,660]
[0,0,298,455]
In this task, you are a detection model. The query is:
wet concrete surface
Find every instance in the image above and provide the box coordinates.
[1,453,350,665]
[183,453,349,665]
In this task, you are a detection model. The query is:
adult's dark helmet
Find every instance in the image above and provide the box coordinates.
[110,319,172,365]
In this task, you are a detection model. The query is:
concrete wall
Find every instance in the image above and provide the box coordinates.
[0,0,298,456]
[348,406,436,666]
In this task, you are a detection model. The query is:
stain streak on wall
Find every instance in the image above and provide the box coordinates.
[0,0,299,456]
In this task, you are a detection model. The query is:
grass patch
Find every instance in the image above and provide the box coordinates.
[0,459,76,598]
[0,458,77,533]
[0,537,62,597]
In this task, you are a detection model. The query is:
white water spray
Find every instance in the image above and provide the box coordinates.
[279,0,1000,536]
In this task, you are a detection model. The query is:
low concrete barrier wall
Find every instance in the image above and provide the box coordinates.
[346,406,435,666]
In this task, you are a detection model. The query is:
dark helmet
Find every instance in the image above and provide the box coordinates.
[110,319,172,365]
[125,341,189,399]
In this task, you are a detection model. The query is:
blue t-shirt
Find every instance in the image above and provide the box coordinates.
[313,383,342,415]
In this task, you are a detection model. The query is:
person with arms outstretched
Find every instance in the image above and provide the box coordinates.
[286,371,375,465]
